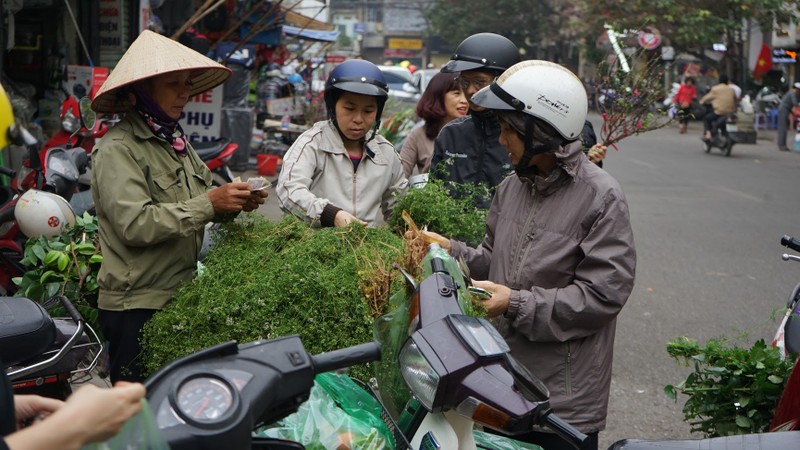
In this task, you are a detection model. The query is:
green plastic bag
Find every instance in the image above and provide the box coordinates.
[473,429,544,450]
[255,373,392,449]
[81,399,169,450]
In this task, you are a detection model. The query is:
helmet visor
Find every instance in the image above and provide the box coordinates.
[331,78,388,98]
[471,83,523,112]
[442,59,486,73]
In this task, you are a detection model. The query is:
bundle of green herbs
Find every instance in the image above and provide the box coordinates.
[141,214,405,381]
[388,176,488,247]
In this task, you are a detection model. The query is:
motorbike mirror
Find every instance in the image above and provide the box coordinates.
[78,97,97,130]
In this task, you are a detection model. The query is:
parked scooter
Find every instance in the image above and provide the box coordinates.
[12,96,98,214]
[0,294,102,400]
[193,137,238,186]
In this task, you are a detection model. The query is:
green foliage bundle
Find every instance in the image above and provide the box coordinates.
[141,214,405,380]
[665,337,796,437]
[12,212,102,325]
[388,177,488,247]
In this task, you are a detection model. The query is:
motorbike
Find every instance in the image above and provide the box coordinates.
[702,112,737,156]
[0,294,102,400]
[12,96,98,215]
[193,137,238,186]
[769,235,800,432]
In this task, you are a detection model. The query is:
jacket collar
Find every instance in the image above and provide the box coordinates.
[518,140,585,194]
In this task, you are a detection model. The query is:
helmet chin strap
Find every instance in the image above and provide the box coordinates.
[514,117,563,177]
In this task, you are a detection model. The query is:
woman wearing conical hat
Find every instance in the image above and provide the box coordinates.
[90,30,267,383]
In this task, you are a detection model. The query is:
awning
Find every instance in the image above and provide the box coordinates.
[282,25,339,43]
[281,6,334,31]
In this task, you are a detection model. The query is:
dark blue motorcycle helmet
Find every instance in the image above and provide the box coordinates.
[324,59,389,142]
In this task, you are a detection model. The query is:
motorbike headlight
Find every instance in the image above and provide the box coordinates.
[399,339,440,411]
[62,111,79,133]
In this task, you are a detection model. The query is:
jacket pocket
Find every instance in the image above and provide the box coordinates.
[152,172,181,203]
[191,172,212,193]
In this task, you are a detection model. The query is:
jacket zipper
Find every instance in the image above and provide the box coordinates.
[566,341,573,397]
[510,186,539,285]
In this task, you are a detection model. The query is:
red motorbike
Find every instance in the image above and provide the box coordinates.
[770,235,800,431]
[193,137,238,186]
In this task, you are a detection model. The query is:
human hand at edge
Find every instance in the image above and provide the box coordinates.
[334,210,367,227]
[13,395,64,429]
[588,144,607,164]
[56,382,145,444]
[242,189,268,212]
[5,382,145,450]
[472,280,511,317]
[207,182,253,214]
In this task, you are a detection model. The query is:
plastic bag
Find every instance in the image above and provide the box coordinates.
[473,429,544,450]
[668,103,678,119]
[81,399,169,450]
[255,374,392,449]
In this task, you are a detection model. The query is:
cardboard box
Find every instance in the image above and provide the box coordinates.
[64,65,109,99]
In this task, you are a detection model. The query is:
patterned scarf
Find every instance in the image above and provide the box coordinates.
[129,84,189,157]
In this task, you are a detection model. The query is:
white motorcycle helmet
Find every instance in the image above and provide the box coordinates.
[471,60,587,141]
[14,189,76,238]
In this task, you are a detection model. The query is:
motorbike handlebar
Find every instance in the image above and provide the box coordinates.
[544,412,589,450]
[0,166,15,178]
[312,341,381,374]
[781,235,800,253]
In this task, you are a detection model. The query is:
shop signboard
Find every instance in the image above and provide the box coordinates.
[65,65,109,99]
[772,48,797,63]
[180,86,223,143]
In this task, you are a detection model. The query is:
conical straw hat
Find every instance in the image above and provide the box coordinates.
[92,30,231,113]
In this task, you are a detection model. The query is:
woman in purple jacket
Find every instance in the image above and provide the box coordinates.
[415,60,636,450]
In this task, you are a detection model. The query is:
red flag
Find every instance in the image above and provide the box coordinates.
[753,44,773,80]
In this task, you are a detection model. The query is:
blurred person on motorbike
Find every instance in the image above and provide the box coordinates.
[399,71,468,177]
[410,60,636,450]
[90,30,266,383]
[777,82,800,152]
[699,74,736,142]
[276,59,407,227]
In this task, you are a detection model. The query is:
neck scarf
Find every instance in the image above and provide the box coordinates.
[129,84,189,157]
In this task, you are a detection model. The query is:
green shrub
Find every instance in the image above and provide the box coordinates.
[141,214,405,381]
[665,336,796,437]
[12,212,101,328]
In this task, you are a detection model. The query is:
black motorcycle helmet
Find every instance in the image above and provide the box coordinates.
[324,59,389,142]
[443,33,520,74]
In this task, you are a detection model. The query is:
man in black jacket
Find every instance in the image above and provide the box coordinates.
[429,33,520,208]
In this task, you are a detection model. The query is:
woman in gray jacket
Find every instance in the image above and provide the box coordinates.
[276,59,407,227]
[417,60,636,450]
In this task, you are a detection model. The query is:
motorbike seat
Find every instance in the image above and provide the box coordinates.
[607,431,800,450]
[193,138,231,161]
[0,297,55,368]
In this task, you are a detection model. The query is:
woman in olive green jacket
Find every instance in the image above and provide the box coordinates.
[90,30,266,383]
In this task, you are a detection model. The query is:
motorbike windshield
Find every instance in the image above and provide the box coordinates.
[46,149,80,182]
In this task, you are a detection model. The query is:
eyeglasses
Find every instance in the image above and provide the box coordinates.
[457,76,493,91]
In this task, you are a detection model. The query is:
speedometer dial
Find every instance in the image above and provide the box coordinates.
[175,376,233,423]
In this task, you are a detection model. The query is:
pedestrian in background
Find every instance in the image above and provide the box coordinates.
[399,71,468,177]
[673,77,697,134]
[777,82,800,151]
